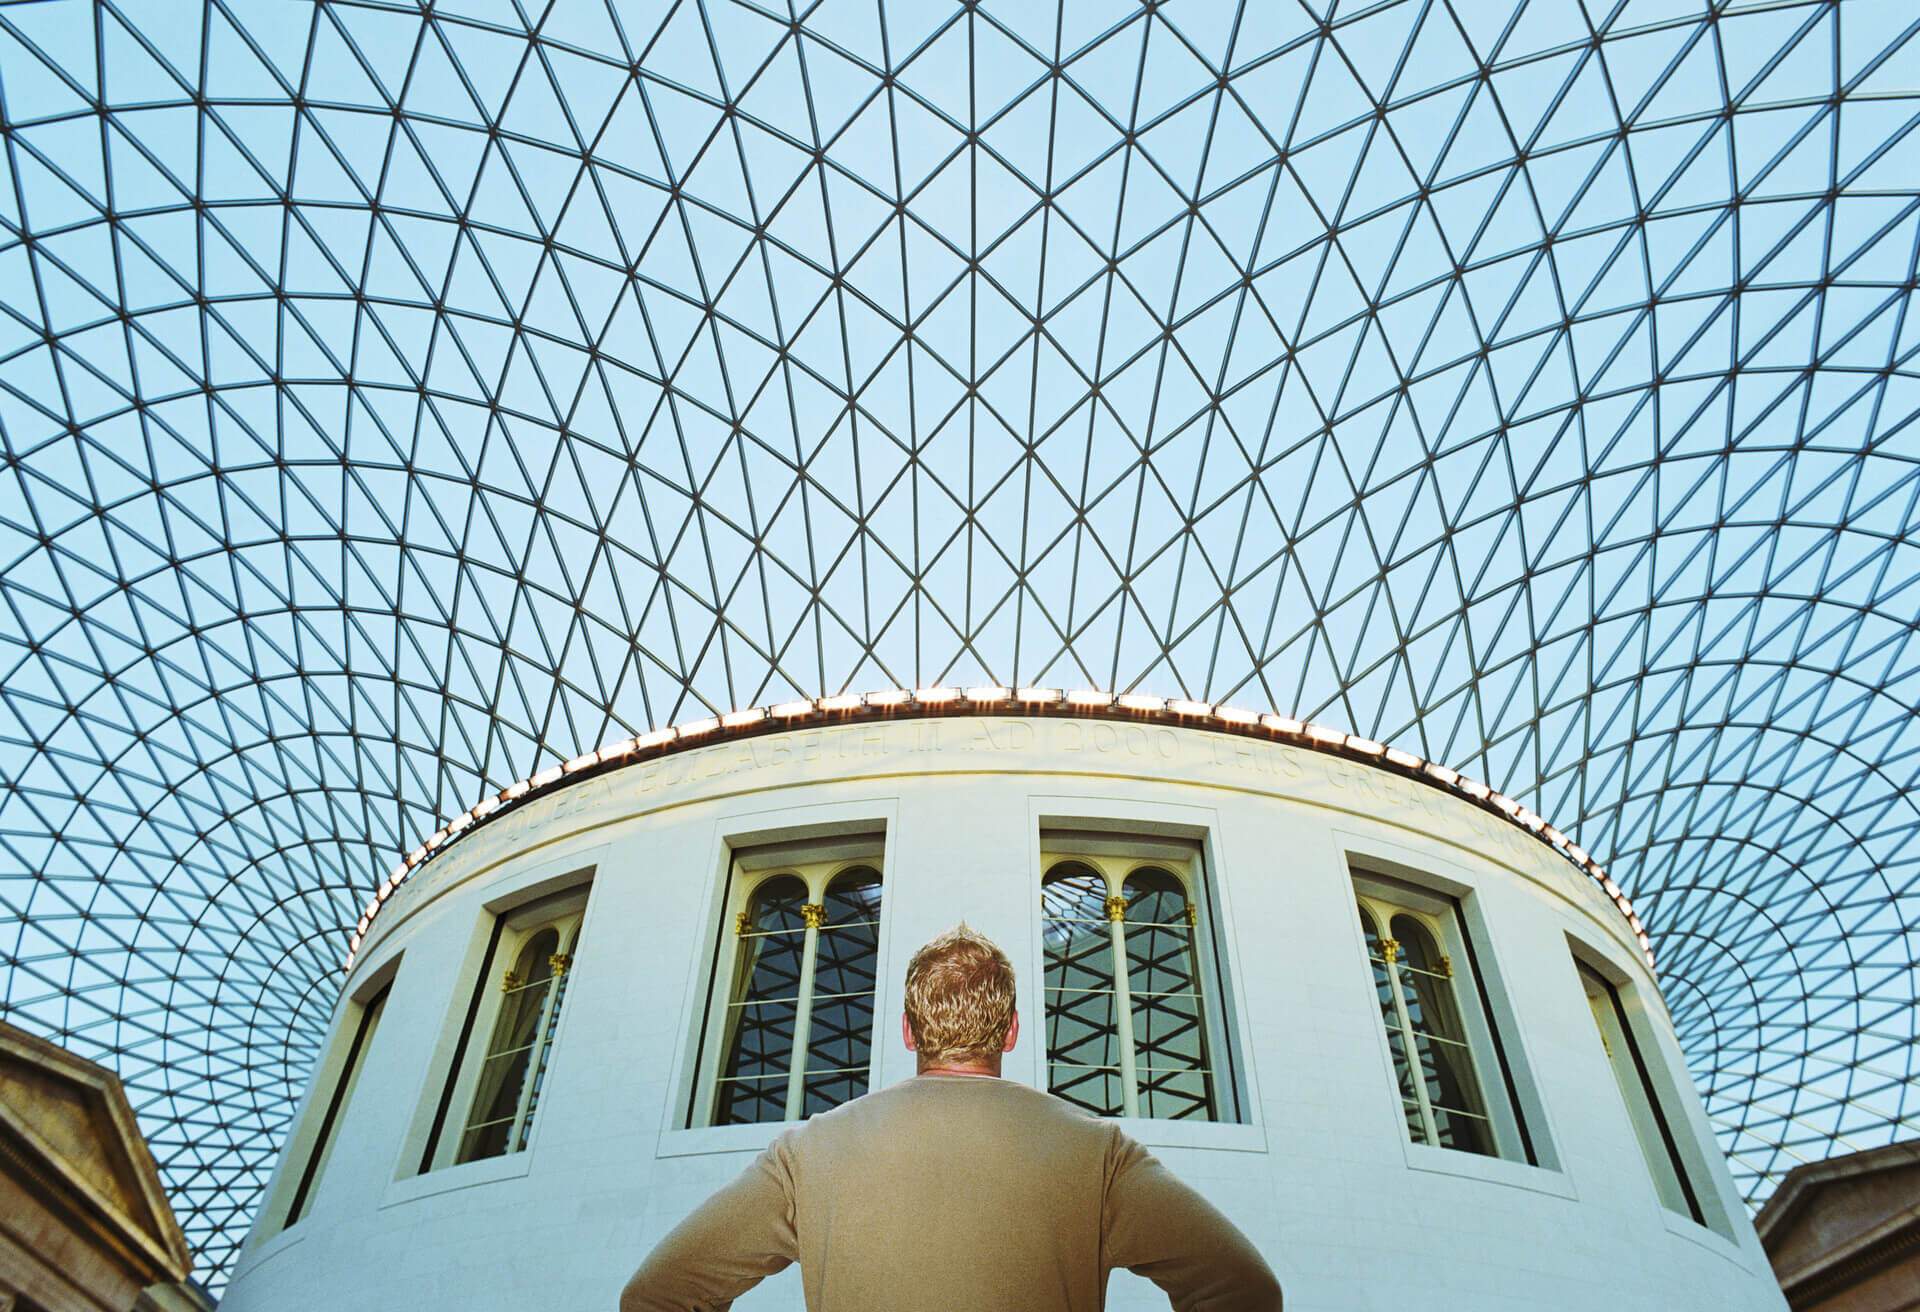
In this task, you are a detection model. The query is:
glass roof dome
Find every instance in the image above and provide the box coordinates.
[1,0,1916,1289]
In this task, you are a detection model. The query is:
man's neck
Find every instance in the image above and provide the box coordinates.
[916,1061,1001,1078]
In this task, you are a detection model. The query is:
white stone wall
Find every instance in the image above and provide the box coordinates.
[221,717,1787,1311]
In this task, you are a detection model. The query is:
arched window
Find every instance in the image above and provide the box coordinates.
[1388,913,1490,1154]
[804,869,883,1114]
[456,908,581,1163]
[405,883,594,1172]
[413,878,593,1176]
[1358,905,1423,1140]
[458,927,559,1160]
[1042,863,1122,1115]
[1124,868,1214,1120]
[1353,873,1529,1160]
[1041,835,1237,1122]
[714,875,811,1125]
[694,837,887,1127]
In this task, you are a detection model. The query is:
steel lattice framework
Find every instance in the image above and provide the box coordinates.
[0,0,1917,1289]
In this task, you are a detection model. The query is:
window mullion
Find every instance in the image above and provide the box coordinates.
[782,903,825,1120]
[1383,937,1437,1144]
[1107,892,1141,1119]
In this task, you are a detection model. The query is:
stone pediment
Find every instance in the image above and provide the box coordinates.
[1755,1139,1920,1292]
[0,1020,190,1283]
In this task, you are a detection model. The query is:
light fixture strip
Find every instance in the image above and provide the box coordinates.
[345,691,1649,973]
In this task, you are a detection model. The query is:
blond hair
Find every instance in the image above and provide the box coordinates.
[903,924,1017,1065]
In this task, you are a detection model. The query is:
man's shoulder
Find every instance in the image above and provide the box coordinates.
[796,1075,1113,1141]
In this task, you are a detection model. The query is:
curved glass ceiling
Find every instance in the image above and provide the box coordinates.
[1,0,1917,1289]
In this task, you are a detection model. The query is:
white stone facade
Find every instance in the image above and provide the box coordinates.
[221,714,1787,1311]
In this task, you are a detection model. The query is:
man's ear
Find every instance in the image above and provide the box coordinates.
[1003,1010,1020,1053]
[901,1011,917,1052]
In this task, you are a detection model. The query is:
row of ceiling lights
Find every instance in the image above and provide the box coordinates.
[345,687,1654,973]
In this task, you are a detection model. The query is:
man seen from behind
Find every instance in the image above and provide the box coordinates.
[620,922,1282,1311]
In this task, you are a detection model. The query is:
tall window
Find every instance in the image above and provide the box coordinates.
[1577,958,1707,1224]
[689,837,884,1127]
[420,883,589,1171]
[1353,872,1530,1160]
[283,982,388,1228]
[1040,832,1238,1122]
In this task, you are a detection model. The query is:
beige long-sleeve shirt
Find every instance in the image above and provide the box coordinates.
[620,1073,1281,1312]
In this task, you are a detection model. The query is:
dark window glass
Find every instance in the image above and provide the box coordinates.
[1125,868,1214,1120]
[1392,914,1493,1156]
[805,869,882,1108]
[716,874,809,1124]
[1043,864,1122,1115]
[458,927,561,1162]
[1359,906,1425,1136]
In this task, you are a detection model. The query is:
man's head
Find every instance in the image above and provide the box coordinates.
[901,923,1019,1075]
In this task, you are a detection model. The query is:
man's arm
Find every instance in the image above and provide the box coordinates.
[619,1132,800,1312]
[1102,1131,1282,1311]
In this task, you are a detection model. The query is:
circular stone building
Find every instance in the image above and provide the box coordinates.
[220,693,1788,1311]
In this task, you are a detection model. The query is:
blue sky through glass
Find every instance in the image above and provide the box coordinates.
[0,0,1917,1289]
